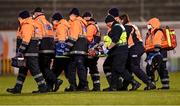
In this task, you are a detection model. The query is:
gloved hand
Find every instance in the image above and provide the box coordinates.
[102,45,109,54]
[16,52,24,59]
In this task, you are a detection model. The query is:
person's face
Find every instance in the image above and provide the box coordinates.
[106,22,113,28]
[32,12,37,19]
[88,21,94,24]
[115,17,123,24]
[18,17,23,24]
[69,14,76,21]
[84,17,91,21]
[147,24,152,30]
[52,20,58,25]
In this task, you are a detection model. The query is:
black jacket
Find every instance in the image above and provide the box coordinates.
[108,21,128,55]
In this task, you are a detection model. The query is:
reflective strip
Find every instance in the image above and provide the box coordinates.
[24,53,38,56]
[119,77,124,81]
[68,36,77,41]
[106,72,111,76]
[19,45,26,50]
[55,55,70,58]
[94,80,100,84]
[37,80,46,85]
[117,42,127,46]
[88,56,94,59]
[161,78,169,82]
[40,50,54,53]
[22,41,29,45]
[162,84,169,87]
[132,54,138,58]
[92,74,100,77]
[19,73,26,77]
[65,48,70,51]
[16,80,23,85]
[34,73,43,79]
[148,77,152,79]
[17,36,22,39]
[57,40,65,43]
[163,58,168,61]
[70,51,87,55]
[128,44,134,48]
[43,36,54,38]
[31,37,40,40]
[79,35,86,38]
[63,52,69,55]
[66,42,74,47]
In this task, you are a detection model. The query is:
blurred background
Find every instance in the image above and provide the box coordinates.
[0,0,180,75]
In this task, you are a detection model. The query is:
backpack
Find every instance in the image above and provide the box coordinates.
[155,26,177,50]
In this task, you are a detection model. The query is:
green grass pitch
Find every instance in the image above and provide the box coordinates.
[0,72,180,105]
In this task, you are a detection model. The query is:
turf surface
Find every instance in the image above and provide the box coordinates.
[0,72,180,105]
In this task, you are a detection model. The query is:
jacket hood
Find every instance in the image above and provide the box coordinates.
[147,17,161,29]
[77,16,87,26]
[34,14,46,20]
[59,19,70,28]
[20,17,33,25]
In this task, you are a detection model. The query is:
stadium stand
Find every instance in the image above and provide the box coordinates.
[0,0,180,30]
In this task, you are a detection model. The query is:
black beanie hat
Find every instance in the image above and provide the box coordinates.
[52,12,63,21]
[105,15,115,23]
[108,8,119,17]
[82,12,92,18]
[18,10,30,19]
[34,7,44,13]
[69,8,80,16]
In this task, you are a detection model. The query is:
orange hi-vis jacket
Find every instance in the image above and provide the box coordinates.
[18,17,38,44]
[86,23,100,42]
[127,23,143,48]
[34,15,54,38]
[54,19,70,41]
[145,18,164,52]
[69,16,87,40]
[18,17,40,55]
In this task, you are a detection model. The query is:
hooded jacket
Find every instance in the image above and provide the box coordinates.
[145,18,164,52]
[18,17,39,55]
[54,19,70,41]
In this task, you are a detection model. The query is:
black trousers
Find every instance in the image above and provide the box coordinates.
[68,55,88,88]
[146,50,169,88]
[103,50,132,89]
[127,44,149,84]
[15,56,46,90]
[86,57,100,89]
[51,58,69,79]
[39,53,57,85]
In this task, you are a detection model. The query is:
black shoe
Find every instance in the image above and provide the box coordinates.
[32,89,48,93]
[117,87,128,91]
[158,87,170,90]
[103,87,116,91]
[64,86,76,92]
[77,86,89,91]
[47,84,53,92]
[6,87,21,94]
[144,82,156,90]
[53,79,63,92]
[129,80,141,91]
[91,88,100,91]
[32,85,48,93]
